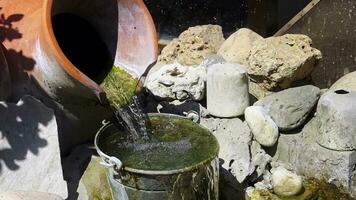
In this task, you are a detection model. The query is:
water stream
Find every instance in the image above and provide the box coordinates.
[114,95,150,141]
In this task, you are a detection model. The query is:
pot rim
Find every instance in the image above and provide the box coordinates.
[41,0,105,96]
[94,113,220,175]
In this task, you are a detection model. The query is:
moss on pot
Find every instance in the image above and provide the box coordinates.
[100,66,138,109]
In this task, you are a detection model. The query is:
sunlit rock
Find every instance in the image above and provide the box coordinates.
[158,25,225,66]
[218,28,263,66]
[316,89,356,150]
[254,85,320,130]
[248,34,322,92]
[0,191,63,200]
[330,71,356,92]
[245,106,279,147]
[0,96,67,198]
[145,63,206,101]
[271,166,303,197]
[200,117,252,183]
[207,63,249,117]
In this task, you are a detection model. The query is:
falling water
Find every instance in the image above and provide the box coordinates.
[114,95,150,141]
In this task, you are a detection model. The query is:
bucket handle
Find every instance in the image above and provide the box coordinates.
[98,150,123,170]
[96,120,123,171]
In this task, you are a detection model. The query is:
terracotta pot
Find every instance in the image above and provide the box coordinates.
[0,0,158,153]
[0,44,10,100]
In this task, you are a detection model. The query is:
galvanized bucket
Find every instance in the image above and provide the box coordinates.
[94,113,219,200]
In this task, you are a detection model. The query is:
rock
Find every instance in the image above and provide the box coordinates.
[316,89,356,151]
[249,81,274,100]
[218,28,263,66]
[274,118,356,197]
[157,100,201,115]
[254,171,273,191]
[145,63,206,101]
[62,145,112,200]
[271,166,303,197]
[254,85,320,130]
[0,191,64,200]
[0,96,67,198]
[245,106,279,147]
[249,141,272,180]
[330,71,356,92]
[245,187,280,200]
[199,54,226,69]
[207,63,249,117]
[158,25,225,66]
[200,117,252,183]
[77,156,112,200]
[247,34,322,90]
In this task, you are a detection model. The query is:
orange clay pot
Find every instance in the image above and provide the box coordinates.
[0,0,158,153]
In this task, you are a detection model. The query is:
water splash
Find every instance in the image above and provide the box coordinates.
[114,95,149,141]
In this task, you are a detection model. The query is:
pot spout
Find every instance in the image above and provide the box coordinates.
[0,0,158,153]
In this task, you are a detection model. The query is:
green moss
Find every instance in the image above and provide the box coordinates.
[81,157,112,200]
[100,66,138,109]
[98,115,219,171]
[279,178,354,200]
[248,178,354,200]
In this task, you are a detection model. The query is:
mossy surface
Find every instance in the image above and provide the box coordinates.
[98,115,219,171]
[100,66,138,109]
[248,178,354,200]
[81,157,112,200]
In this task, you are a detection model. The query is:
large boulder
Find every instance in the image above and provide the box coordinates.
[245,106,279,147]
[0,96,67,198]
[207,63,249,117]
[145,63,206,101]
[254,85,320,130]
[218,28,263,66]
[316,89,356,151]
[158,25,225,66]
[330,71,356,92]
[274,118,356,197]
[200,117,252,183]
[247,34,322,91]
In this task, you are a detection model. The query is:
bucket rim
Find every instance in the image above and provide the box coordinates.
[94,113,219,175]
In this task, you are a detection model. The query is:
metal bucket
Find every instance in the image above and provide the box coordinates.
[94,113,219,200]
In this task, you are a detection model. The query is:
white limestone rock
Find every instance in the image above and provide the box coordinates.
[158,25,225,66]
[271,166,303,197]
[245,106,279,147]
[207,63,249,117]
[249,141,272,179]
[218,28,263,66]
[274,118,356,197]
[199,54,226,69]
[316,89,356,151]
[0,96,67,198]
[145,63,206,101]
[330,71,356,92]
[248,34,322,90]
[200,117,252,183]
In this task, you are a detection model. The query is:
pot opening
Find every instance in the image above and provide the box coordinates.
[51,0,118,83]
